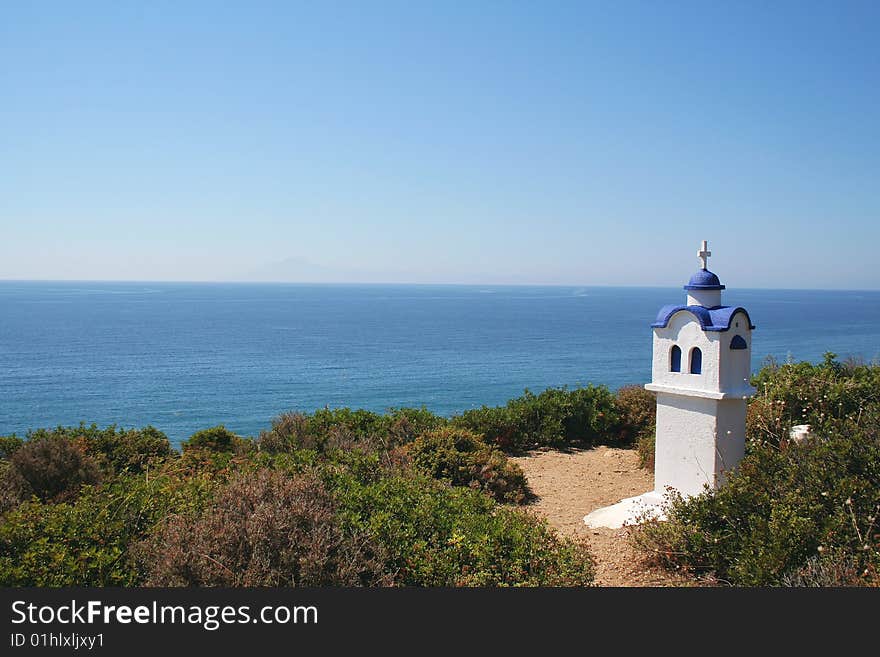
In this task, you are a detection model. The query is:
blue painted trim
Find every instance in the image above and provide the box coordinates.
[683,284,726,290]
[651,305,756,332]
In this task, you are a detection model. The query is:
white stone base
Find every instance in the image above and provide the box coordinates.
[583,491,667,529]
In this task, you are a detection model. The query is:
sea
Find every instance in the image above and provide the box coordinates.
[1,281,878,447]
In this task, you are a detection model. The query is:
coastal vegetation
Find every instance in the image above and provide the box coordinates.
[1,357,877,587]
[1,385,636,587]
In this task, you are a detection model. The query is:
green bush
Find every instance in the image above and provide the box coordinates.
[632,428,880,586]
[258,407,446,454]
[257,411,375,454]
[0,465,27,515]
[382,407,447,448]
[336,472,594,586]
[407,427,530,503]
[139,452,591,587]
[240,448,592,587]
[257,412,311,453]
[613,385,656,470]
[182,425,239,453]
[636,433,655,471]
[614,385,656,444]
[306,408,386,445]
[0,436,23,460]
[454,385,620,451]
[0,471,214,586]
[82,425,173,473]
[748,353,880,447]
[260,386,629,457]
[22,424,173,475]
[452,405,515,449]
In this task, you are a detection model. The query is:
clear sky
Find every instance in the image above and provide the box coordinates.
[2,1,878,288]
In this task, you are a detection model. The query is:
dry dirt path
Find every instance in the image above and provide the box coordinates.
[510,446,691,587]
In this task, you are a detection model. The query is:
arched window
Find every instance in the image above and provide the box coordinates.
[730,335,747,350]
[690,347,702,374]
[670,345,681,372]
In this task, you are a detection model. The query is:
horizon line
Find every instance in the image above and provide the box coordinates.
[1,278,879,293]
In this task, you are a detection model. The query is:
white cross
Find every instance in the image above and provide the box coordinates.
[697,240,711,270]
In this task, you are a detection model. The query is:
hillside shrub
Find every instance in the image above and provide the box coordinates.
[182,425,239,453]
[3,437,102,506]
[0,386,614,588]
[748,353,880,446]
[82,425,173,473]
[258,407,446,454]
[382,407,447,447]
[454,386,620,451]
[407,427,530,503]
[0,436,23,460]
[141,469,387,587]
[257,412,312,453]
[257,412,377,454]
[261,386,632,457]
[614,385,656,444]
[21,424,173,475]
[614,385,656,470]
[452,405,514,448]
[336,473,594,586]
[631,428,880,586]
[230,453,593,586]
[636,433,655,472]
[305,408,386,446]
[0,465,28,515]
[0,471,214,586]
[0,421,596,587]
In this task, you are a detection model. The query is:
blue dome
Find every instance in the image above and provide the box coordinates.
[683,269,725,291]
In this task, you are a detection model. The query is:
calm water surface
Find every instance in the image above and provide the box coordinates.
[1,282,878,446]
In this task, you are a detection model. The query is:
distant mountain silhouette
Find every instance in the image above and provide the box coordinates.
[243,256,347,282]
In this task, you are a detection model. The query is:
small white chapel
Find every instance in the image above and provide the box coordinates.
[584,240,756,529]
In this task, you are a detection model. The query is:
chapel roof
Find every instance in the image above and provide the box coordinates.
[651,305,755,332]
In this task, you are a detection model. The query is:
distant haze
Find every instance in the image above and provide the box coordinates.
[2,3,878,289]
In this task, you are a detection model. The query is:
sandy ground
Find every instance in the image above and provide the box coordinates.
[511,446,690,587]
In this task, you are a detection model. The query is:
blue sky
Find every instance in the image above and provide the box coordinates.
[2,1,878,288]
